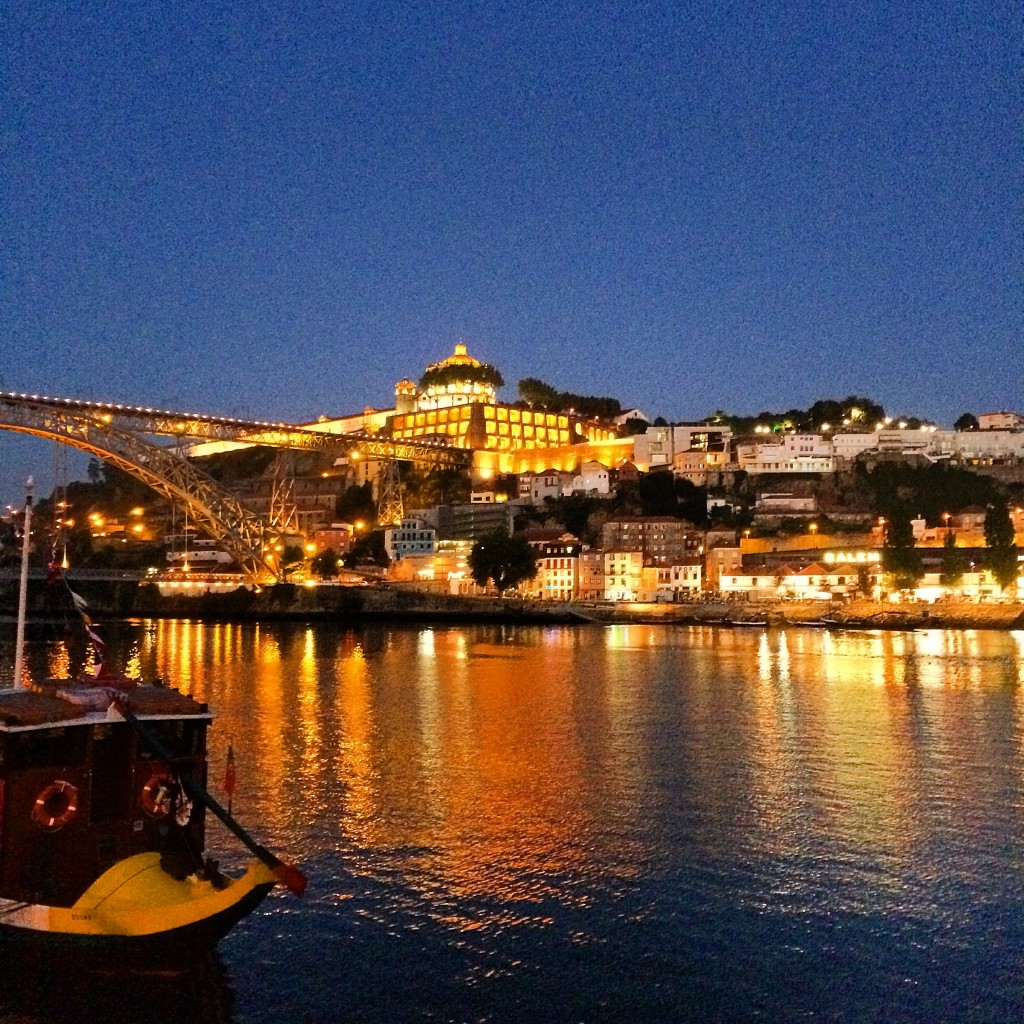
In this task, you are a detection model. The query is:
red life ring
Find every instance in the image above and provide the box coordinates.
[32,780,79,831]
[139,772,175,818]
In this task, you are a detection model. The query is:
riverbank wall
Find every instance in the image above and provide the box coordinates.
[2,579,1023,631]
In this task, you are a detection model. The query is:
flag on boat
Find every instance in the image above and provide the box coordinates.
[65,584,106,675]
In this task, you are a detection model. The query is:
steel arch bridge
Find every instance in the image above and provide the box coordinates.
[0,391,470,584]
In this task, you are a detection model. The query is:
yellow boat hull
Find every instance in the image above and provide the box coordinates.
[0,852,276,960]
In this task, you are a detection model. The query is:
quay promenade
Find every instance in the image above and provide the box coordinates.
[1,576,1022,631]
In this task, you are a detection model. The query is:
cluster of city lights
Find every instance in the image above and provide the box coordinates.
[752,418,939,435]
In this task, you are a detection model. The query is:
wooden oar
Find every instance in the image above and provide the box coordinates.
[116,698,308,896]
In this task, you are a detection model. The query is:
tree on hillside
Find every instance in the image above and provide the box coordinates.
[638,471,677,516]
[636,472,706,524]
[516,378,623,419]
[469,531,537,593]
[552,495,601,540]
[939,531,968,590]
[335,482,375,524]
[863,463,1001,524]
[402,465,470,507]
[311,548,339,579]
[855,563,873,597]
[280,544,305,580]
[709,395,889,435]
[343,529,388,567]
[420,362,503,390]
[954,412,979,432]
[622,417,649,435]
[984,501,1019,591]
[881,503,923,591]
[518,378,560,408]
[807,396,886,430]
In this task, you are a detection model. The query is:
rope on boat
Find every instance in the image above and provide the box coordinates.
[113,698,307,896]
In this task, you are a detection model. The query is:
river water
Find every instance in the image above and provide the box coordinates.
[1,620,1023,1023]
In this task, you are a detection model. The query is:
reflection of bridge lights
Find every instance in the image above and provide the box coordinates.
[48,641,72,680]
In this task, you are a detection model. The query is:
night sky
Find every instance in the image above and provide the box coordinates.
[2,1,1021,503]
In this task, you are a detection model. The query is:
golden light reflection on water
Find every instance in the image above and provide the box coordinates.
[123,642,142,680]
[5,620,1023,930]
[47,639,71,680]
[335,639,377,843]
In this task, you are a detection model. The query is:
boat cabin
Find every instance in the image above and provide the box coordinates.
[0,684,211,908]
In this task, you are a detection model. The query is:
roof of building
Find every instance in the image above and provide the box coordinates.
[425,342,482,372]
[522,527,576,544]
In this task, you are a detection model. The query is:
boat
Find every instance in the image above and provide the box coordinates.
[0,478,305,964]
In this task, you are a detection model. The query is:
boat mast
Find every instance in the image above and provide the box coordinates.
[13,476,34,691]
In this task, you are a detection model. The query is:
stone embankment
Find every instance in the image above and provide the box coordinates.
[567,597,1024,630]
[2,580,1022,631]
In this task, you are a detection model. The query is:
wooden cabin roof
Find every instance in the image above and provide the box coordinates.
[0,683,209,732]
[0,691,87,728]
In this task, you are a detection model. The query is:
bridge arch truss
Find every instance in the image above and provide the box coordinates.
[0,405,283,583]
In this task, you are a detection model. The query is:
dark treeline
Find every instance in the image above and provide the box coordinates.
[709,396,891,434]
[517,378,622,420]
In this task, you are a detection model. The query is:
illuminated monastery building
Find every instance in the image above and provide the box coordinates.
[186,342,627,478]
[386,343,625,474]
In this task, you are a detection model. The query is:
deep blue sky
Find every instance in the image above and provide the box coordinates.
[2,1,1021,502]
